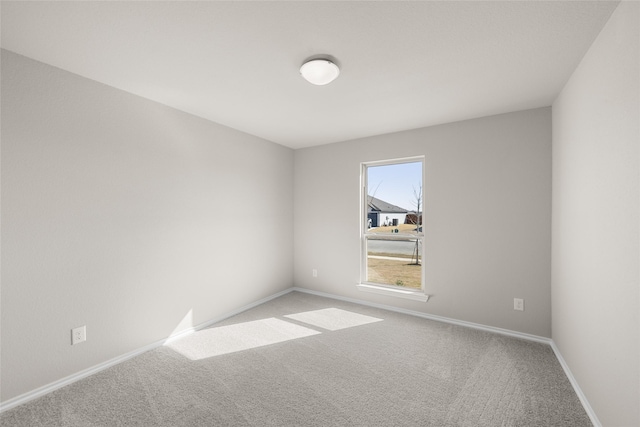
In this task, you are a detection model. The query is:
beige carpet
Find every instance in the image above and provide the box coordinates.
[0,291,592,426]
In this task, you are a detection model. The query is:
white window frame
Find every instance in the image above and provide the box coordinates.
[358,156,429,302]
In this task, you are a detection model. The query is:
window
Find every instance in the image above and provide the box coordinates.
[359,157,428,301]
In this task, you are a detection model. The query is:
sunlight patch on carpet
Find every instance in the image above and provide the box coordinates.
[284,308,383,331]
[166,318,320,360]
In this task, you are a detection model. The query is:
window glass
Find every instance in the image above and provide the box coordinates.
[363,158,424,290]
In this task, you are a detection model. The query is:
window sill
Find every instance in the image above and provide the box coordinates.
[356,283,430,302]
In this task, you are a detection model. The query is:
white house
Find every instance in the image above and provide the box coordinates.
[367,196,408,228]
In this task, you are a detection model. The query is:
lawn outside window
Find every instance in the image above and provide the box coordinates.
[359,157,429,302]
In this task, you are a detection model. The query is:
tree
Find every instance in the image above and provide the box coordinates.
[409,182,422,265]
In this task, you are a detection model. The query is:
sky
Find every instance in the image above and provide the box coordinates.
[367,161,422,211]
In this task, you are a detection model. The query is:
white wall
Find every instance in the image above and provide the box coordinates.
[294,108,552,337]
[552,2,639,426]
[0,50,294,402]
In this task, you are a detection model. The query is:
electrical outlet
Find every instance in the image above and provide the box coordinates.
[71,325,86,345]
[514,298,524,311]
[312,269,318,278]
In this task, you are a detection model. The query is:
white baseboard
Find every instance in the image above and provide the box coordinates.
[292,287,552,344]
[550,341,602,427]
[1,285,601,427]
[0,287,293,414]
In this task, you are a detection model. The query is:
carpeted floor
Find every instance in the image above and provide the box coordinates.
[0,291,592,426]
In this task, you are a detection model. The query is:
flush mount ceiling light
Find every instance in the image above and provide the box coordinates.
[300,58,340,86]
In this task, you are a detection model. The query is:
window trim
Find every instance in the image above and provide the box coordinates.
[359,156,429,302]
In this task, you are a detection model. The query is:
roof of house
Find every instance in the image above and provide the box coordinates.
[368,196,408,213]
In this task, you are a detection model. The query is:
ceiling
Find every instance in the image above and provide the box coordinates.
[1,1,619,149]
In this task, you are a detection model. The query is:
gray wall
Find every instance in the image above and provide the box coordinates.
[294,108,552,338]
[1,50,294,402]
[552,2,639,426]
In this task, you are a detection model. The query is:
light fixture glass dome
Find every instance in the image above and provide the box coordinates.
[300,59,340,85]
